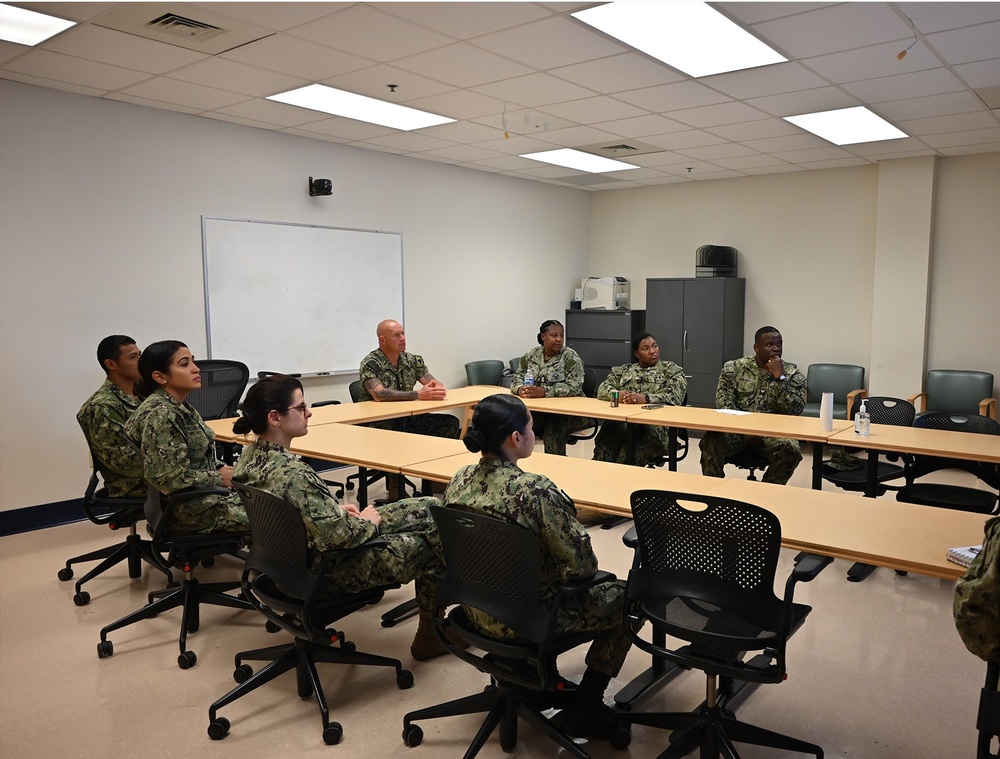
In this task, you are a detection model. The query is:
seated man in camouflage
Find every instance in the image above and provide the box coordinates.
[358,319,460,440]
[77,335,146,498]
[593,332,687,467]
[700,325,807,485]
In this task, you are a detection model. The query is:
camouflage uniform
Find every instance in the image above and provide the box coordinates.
[77,379,145,498]
[444,457,630,677]
[234,439,445,610]
[509,346,587,456]
[954,516,1000,662]
[594,360,688,467]
[700,355,807,485]
[358,348,460,439]
[125,389,247,535]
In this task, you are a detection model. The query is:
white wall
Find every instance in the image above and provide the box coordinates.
[0,81,589,511]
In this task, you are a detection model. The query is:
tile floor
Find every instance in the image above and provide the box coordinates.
[0,438,989,759]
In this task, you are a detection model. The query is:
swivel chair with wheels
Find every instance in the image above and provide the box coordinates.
[726,448,771,481]
[207,484,413,745]
[978,660,1000,759]
[624,489,831,759]
[402,505,630,758]
[187,359,250,464]
[299,400,348,499]
[58,439,169,605]
[567,367,601,446]
[343,380,416,503]
[97,481,252,669]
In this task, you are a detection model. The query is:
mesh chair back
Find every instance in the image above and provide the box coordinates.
[188,360,249,420]
[465,360,504,386]
[348,380,362,403]
[630,490,785,630]
[914,411,1000,435]
[432,505,548,643]
[235,483,314,598]
[582,367,598,398]
[849,396,915,427]
[925,370,994,415]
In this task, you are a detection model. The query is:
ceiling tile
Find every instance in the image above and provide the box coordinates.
[842,68,966,103]
[542,95,647,124]
[551,52,684,93]
[921,126,1000,148]
[419,144,509,162]
[873,91,989,121]
[900,2,1000,33]
[472,16,624,70]
[644,129,730,151]
[899,111,999,136]
[473,72,596,108]
[356,130,458,153]
[377,2,552,40]
[953,58,1000,90]
[210,97,330,127]
[615,80,732,113]
[220,34,373,81]
[167,58,307,97]
[43,24,207,73]
[105,92,203,114]
[0,69,107,96]
[746,86,860,117]
[752,3,912,59]
[925,21,1000,66]
[669,101,772,129]
[288,116,394,141]
[192,2,349,31]
[706,118,804,142]
[591,113,690,138]
[119,76,251,111]
[404,89,507,120]
[321,63,453,102]
[801,39,943,84]
[395,42,533,89]
[702,62,828,100]
[3,49,150,91]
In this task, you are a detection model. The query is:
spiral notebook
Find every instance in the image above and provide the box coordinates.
[947,545,982,568]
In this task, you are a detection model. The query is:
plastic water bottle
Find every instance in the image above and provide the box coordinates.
[524,369,534,387]
[855,398,870,437]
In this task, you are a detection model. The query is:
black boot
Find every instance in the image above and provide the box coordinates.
[559,668,624,740]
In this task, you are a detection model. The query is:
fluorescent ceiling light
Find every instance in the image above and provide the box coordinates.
[268,84,454,131]
[784,106,907,145]
[0,3,76,46]
[520,148,639,174]
[572,2,786,78]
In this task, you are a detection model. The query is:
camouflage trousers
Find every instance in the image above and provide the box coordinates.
[593,421,669,467]
[532,411,590,457]
[700,432,802,485]
[467,577,630,678]
[369,413,460,439]
[165,491,248,536]
[323,497,445,612]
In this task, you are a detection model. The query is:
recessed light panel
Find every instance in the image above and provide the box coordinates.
[784,106,908,145]
[0,3,76,46]
[520,149,639,174]
[572,2,786,78]
[268,84,455,132]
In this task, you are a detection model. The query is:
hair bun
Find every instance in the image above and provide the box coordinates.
[463,429,485,453]
[232,415,251,435]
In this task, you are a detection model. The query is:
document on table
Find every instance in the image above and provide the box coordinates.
[716,409,751,416]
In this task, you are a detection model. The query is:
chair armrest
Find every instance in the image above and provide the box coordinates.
[169,484,233,501]
[622,525,638,549]
[314,537,390,573]
[556,570,617,598]
[791,552,833,582]
[845,389,866,419]
[980,397,997,421]
[908,391,926,413]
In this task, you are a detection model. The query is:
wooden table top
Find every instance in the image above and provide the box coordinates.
[826,423,1000,463]
[288,423,467,472]
[630,404,856,442]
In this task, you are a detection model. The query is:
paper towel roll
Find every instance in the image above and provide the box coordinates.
[820,392,834,431]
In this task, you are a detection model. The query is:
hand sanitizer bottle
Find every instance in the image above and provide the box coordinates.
[524,369,534,387]
[855,398,870,437]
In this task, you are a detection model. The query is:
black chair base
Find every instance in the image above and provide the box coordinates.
[209,636,412,745]
[59,527,171,604]
[98,576,252,668]
[403,680,589,759]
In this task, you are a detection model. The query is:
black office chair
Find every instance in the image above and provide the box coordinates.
[402,505,630,757]
[978,660,1000,759]
[567,367,600,445]
[207,484,413,745]
[726,448,771,481]
[188,359,250,464]
[58,437,169,605]
[97,480,252,669]
[343,379,416,503]
[624,490,831,759]
[299,400,348,499]
[896,412,1000,515]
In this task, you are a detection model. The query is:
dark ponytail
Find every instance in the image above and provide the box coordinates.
[464,394,531,458]
[234,375,303,435]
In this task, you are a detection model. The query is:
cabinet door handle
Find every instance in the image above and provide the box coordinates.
[683,329,689,353]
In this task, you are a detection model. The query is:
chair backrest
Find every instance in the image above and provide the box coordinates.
[509,357,520,372]
[234,483,314,598]
[582,367,598,398]
[849,396,915,427]
[464,360,504,386]
[188,359,250,420]
[348,379,362,403]
[629,490,785,631]
[432,505,549,644]
[914,411,1000,436]
[806,363,865,404]
[924,370,994,415]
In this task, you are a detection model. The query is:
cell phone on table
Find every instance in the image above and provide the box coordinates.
[641,404,664,409]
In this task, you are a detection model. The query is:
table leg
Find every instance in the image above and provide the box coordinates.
[667,427,678,472]
[358,466,369,508]
[625,423,635,466]
[812,441,824,490]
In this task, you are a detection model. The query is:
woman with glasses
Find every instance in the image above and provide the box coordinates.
[231,374,454,661]
[125,340,248,535]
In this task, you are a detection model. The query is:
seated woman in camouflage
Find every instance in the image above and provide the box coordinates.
[125,340,248,536]
[593,331,687,467]
[445,393,630,742]
[231,375,453,661]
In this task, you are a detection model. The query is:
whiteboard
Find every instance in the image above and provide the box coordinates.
[202,217,403,378]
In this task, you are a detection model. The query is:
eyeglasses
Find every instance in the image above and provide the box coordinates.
[283,403,309,415]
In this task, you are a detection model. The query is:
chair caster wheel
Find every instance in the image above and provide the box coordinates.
[201,557,215,568]
[402,724,423,747]
[233,664,253,683]
[265,620,281,633]
[207,717,231,740]
[610,727,632,750]
[73,591,91,606]
[97,640,113,658]
[178,650,197,669]
[323,722,343,745]
[341,640,356,651]
[58,567,74,581]
[396,670,414,689]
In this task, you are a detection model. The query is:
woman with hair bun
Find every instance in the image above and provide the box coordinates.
[508,319,586,455]
[125,340,247,535]
[232,375,454,661]
[444,393,630,742]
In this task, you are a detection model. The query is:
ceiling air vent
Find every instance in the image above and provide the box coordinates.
[577,140,665,159]
[95,3,273,55]
[146,13,225,44]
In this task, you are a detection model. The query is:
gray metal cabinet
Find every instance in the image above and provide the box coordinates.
[645,278,745,407]
[564,309,645,388]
